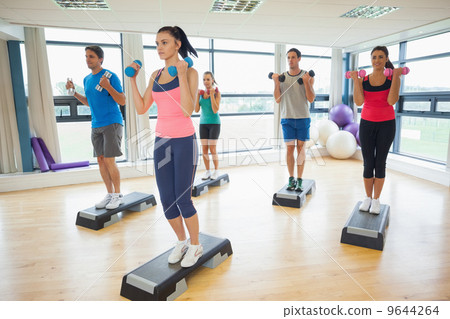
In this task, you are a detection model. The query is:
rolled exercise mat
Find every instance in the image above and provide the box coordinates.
[50,161,90,171]
[37,137,55,166]
[31,137,50,172]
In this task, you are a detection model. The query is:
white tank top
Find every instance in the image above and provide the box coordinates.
[279,70,310,119]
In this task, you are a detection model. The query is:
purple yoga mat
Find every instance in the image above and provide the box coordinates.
[31,137,50,172]
[50,161,90,171]
[37,137,55,165]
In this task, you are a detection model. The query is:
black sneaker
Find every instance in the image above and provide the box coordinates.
[295,178,303,192]
[286,177,296,191]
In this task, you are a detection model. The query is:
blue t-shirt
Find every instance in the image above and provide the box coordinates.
[83,69,123,128]
[199,96,221,124]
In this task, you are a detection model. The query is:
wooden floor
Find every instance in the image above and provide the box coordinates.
[0,156,449,301]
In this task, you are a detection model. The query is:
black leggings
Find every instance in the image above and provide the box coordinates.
[359,119,396,179]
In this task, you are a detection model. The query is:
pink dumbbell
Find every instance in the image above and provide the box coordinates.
[384,67,410,77]
[345,70,366,79]
[199,87,219,96]
[207,87,219,94]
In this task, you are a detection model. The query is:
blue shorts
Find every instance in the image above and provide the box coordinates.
[281,118,311,142]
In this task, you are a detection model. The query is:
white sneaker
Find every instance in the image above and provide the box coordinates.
[95,193,112,209]
[369,198,381,215]
[105,193,123,210]
[210,170,219,180]
[168,240,188,264]
[181,244,203,268]
[202,171,211,180]
[359,196,372,211]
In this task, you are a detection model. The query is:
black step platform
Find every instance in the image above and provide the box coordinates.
[192,173,230,197]
[76,192,157,230]
[272,179,316,208]
[340,201,390,251]
[120,233,233,301]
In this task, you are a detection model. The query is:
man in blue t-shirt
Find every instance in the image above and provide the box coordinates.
[66,46,126,209]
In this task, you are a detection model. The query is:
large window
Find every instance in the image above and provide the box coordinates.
[19,44,28,95]
[214,38,273,53]
[403,57,450,92]
[218,96,273,113]
[406,33,450,59]
[214,52,273,95]
[399,117,449,162]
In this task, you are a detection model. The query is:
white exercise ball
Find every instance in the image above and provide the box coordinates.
[305,125,319,148]
[316,119,339,147]
[326,131,357,159]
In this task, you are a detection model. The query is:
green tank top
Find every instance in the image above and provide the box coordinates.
[199,96,221,124]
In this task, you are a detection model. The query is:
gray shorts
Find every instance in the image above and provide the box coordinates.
[91,123,123,158]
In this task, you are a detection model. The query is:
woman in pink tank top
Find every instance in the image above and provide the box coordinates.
[128,26,204,268]
[349,46,405,214]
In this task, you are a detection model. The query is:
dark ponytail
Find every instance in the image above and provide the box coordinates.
[385,59,395,70]
[371,45,394,70]
[157,26,198,59]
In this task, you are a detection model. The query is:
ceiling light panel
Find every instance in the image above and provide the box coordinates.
[210,0,263,14]
[340,5,399,19]
[53,0,110,10]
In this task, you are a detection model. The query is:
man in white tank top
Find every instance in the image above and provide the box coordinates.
[272,48,315,191]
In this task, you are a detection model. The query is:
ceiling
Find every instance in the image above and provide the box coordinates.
[0,0,449,51]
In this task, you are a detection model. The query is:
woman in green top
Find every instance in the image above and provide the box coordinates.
[195,71,221,180]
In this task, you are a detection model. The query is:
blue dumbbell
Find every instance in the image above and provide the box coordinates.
[125,60,142,77]
[168,57,193,77]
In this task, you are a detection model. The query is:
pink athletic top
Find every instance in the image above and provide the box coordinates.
[152,69,195,138]
[361,75,395,122]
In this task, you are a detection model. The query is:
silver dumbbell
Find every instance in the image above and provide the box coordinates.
[67,77,75,96]
[95,71,112,92]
